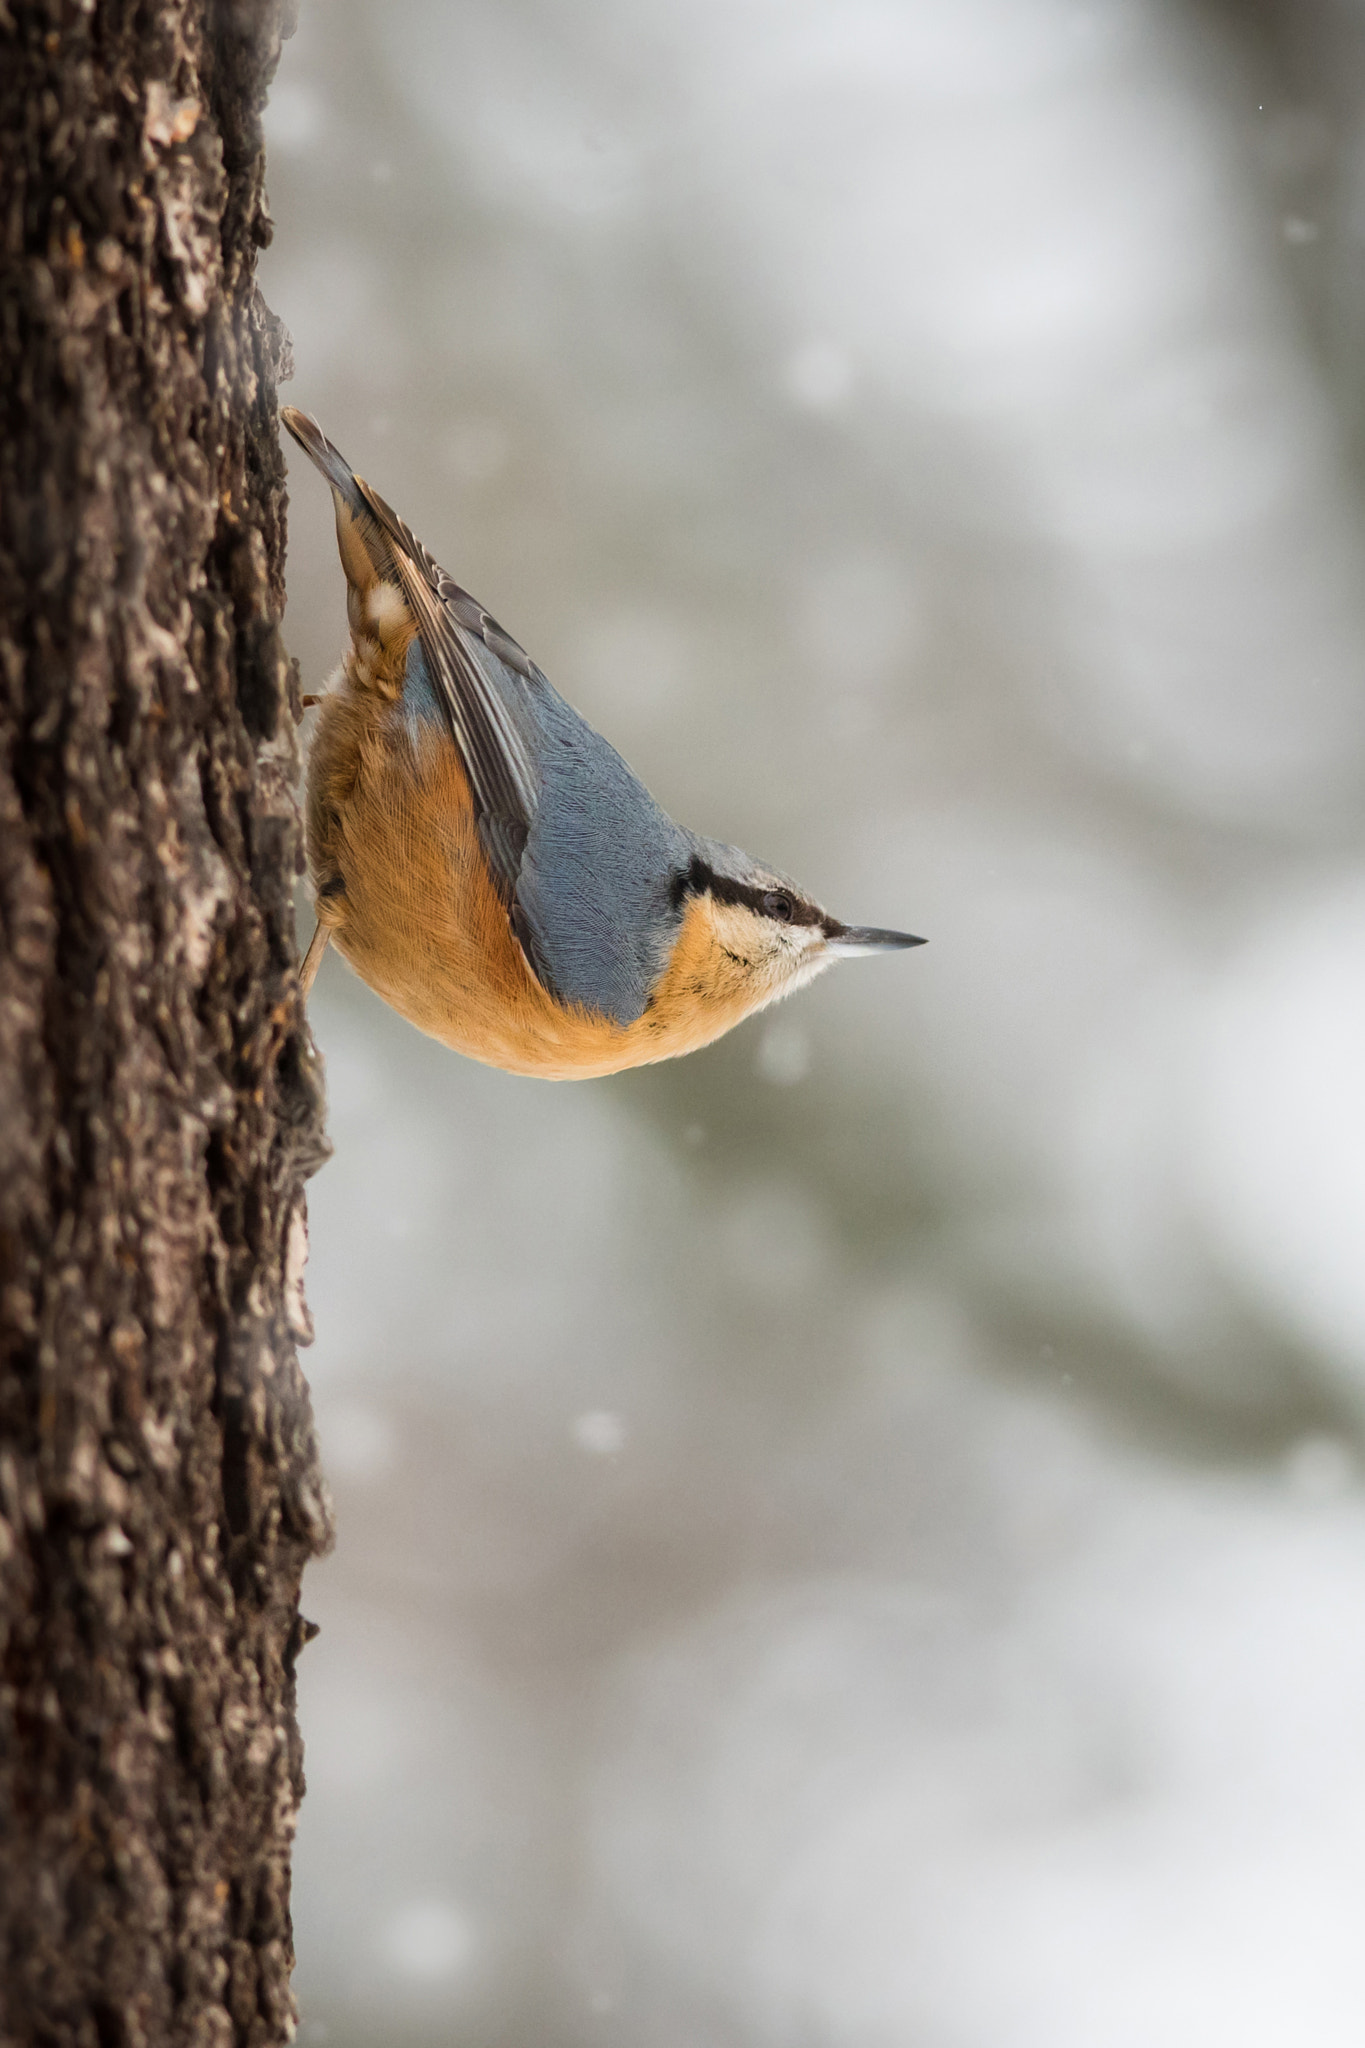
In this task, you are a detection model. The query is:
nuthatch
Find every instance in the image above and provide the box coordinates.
[282,408,923,1080]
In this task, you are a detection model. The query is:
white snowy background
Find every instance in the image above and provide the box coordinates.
[262,2,1365,2041]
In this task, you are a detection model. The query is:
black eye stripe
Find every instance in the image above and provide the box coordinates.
[675,856,822,927]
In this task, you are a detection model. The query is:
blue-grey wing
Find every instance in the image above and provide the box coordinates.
[356,479,689,1022]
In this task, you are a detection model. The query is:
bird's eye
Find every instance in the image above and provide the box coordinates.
[764,890,795,923]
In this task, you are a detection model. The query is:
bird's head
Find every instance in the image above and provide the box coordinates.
[665,842,923,1029]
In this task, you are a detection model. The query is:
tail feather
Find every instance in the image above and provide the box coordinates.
[281,406,405,618]
[280,406,365,510]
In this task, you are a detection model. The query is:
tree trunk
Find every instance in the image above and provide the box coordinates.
[0,3,332,2043]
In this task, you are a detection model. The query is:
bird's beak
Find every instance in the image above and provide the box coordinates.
[823,925,926,956]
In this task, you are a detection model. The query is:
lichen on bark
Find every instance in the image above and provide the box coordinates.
[0,2,332,2043]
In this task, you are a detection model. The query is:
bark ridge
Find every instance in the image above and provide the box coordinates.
[0,2,332,2042]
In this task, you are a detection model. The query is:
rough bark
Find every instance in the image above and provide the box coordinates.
[0,3,333,2043]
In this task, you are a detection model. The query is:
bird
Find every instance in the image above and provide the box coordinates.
[281,407,923,1081]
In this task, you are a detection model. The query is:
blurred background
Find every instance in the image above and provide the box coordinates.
[262,2,1365,2041]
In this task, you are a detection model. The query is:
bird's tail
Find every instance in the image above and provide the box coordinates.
[280,406,412,625]
[279,406,365,508]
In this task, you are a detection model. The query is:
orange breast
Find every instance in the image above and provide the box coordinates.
[305,680,756,1079]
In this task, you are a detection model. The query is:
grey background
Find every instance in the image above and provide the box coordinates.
[262,2,1365,2041]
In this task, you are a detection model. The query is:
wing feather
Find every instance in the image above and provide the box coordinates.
[353,475,543,902]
